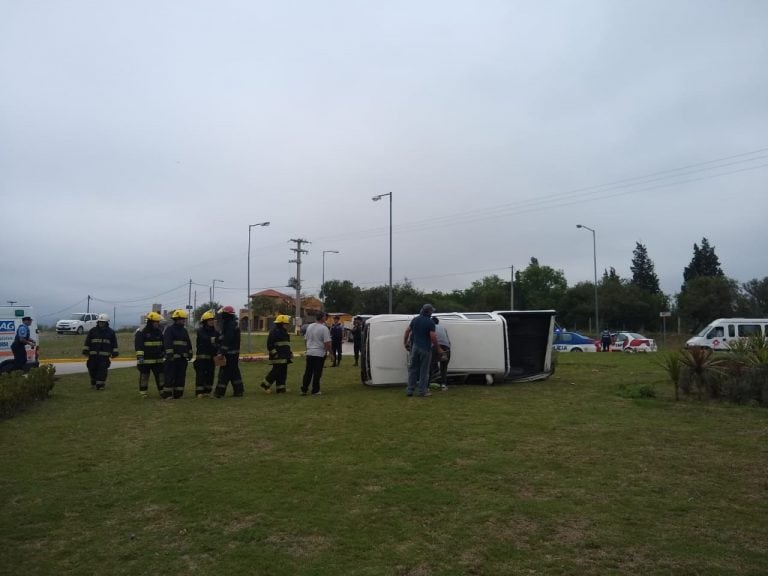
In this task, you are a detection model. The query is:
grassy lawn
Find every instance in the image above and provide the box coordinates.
[2,353,767,575]
[38,331,304,360]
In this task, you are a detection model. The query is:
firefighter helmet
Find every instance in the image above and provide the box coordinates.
[201,310,216,322]
[97,314,110,323]
[275,314,290,325]
[171,309,188,319]
[220,305,236,315]
[146,312,162,322]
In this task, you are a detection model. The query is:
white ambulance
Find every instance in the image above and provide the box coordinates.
[685,318,768,351]
[0,305,40,373]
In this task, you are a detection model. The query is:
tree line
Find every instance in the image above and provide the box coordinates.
[316,238,767,334]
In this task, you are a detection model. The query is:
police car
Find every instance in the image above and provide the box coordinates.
[552,330,598,353]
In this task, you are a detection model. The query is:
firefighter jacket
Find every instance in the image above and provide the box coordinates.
[217,316,241,356]
[82,326,119,358]
[135,324,165,365]
[163,322,193,361]
[266,324,292,364]
[196,325,220,360]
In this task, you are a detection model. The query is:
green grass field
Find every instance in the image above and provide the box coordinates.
[2,353,767,575]
[38,331,305,360]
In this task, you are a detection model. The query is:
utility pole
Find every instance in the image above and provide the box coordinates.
[87,295,91,313]
[289,238,310,334]
[510,265,514,310]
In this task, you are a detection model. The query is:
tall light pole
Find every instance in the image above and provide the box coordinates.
[247,221,270,352]
[210,279,223,312]
[576,224,599,334]
[321,250,340,311]
[372,192,393,314]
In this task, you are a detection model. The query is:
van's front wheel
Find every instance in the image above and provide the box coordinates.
[77,326,84,335]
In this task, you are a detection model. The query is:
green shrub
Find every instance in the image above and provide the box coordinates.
[0,364,56,419]
[721,364,768,406]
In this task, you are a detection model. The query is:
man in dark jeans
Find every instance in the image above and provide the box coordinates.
[403,304,441,397]
[302,312,331,395]
[329,315,344,366]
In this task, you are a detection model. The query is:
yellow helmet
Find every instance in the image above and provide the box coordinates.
[171,309,188,319]
[146,312,162,322]
[201,310,216,322]
[275,314,291,325]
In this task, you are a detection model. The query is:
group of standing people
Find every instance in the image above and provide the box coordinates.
[133,305,243,399]
[261,311,365,395]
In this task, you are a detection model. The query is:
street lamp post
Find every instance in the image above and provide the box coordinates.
[210,279,223,312]
[247,221,270,352]
[321,250,340,311]
[372,192,393,314]
[576,224,599,334]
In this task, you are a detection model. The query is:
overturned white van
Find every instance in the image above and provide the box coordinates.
[361,310,556,386]
[685,318,768,351]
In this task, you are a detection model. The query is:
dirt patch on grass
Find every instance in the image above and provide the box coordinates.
[264,532,332,557]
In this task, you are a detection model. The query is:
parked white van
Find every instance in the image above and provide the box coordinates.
[361,310,556,386]
[685,318,768,351]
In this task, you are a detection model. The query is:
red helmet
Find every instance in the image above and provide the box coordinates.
[220,305,236,315]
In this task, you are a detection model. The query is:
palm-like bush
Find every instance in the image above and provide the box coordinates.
[679,347,727,399]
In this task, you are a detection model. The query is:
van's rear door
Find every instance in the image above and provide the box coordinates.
[493,310,556,381]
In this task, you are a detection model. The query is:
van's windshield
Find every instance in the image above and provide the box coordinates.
[696,324,716,337]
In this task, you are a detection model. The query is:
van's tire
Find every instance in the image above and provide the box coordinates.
[624,348,635,354]
[77,326,84,334]
[570,348,583,352]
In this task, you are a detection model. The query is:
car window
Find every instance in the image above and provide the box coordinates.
[560,333,573,343]
[707,327,724,338]
[738,324,761,337]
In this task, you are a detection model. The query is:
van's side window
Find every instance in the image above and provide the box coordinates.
[738,324,761,337]
[728,325,735,337]
[707,327,724,338]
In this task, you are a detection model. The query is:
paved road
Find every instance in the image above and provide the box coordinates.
[52,359,137,375]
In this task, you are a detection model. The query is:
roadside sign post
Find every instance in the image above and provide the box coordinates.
[659,311,672,347]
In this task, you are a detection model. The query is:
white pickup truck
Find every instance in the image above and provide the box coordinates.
[56,312,100,335]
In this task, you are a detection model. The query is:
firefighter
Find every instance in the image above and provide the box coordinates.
[163,309,193,399]
[214,305,243,397]
[82,314,119,390]
[260,314,293,394]
[194,310,219,398]
[135,311,165,398]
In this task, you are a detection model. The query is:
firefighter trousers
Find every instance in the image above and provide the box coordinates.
[164,358,188,399]
[215,355,243,397]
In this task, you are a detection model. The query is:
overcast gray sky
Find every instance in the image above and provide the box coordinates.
[2,0,766,326]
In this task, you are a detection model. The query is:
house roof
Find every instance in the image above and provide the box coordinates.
[252,289,292,300]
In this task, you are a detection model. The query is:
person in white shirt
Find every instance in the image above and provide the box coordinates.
[301,312,332,395]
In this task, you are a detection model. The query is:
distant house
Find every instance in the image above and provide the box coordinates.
[239,290,323,333]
